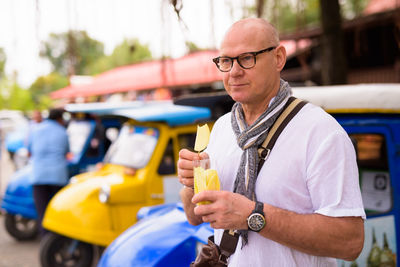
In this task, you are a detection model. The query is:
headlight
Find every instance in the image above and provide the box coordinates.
[69,176,78,184]
[99,184,111,203]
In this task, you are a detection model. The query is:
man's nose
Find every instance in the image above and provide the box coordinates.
[230,59,244,76]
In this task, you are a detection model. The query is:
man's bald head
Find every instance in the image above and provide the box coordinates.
[222,18,280,48]
[217,17,286,110]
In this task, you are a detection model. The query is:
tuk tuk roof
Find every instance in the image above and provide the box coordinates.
[292,83,400,113]
[65,101,211,126]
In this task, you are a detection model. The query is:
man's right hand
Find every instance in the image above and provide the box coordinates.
[177,148,209,189]
[178,148,209,225]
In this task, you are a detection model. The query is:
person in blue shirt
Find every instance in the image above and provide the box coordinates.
[28,108,70,236]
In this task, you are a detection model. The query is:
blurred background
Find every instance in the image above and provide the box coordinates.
[0,0,398,111]
[0,1,399,266]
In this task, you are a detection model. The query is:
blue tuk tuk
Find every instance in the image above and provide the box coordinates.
[0,106,121,241]
[98,84,400,267]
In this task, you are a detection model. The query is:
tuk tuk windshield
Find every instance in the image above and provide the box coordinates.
[104,124,159,169]
[67,120,93,157]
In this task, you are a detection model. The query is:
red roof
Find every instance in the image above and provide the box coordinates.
[51,50,222,99]
[280,39,312,59]
[51,42,312,99]
[363,0,399,14]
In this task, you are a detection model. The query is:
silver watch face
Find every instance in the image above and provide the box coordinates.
[248,213,265,232]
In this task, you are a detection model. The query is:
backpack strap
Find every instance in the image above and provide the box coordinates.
[257,97,308,173]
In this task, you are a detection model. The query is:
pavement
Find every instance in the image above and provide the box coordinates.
[0,146,40,267]
[0,225,40,267]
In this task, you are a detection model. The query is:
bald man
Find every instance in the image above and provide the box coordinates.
[178,18,365,266]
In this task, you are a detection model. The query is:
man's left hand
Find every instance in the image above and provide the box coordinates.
[192,190,253,230]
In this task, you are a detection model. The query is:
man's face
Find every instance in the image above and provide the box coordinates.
[219,23,281,106]
[32,111,42,123]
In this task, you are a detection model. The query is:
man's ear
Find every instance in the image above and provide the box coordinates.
[275,45,286,72]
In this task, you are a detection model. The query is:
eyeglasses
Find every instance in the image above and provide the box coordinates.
[212,46,277,72]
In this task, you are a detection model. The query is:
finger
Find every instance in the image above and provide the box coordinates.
[199,152,209,160]
[179,176,194,188]
[178,169,194,180]
[177,157,195,182]
[193,203,214,217]
[177,157,195,172]
[201,215,215,224]
[192,190,219,205]
[179,148,199,161]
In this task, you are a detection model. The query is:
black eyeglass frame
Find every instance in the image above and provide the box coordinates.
[212,46,277,72]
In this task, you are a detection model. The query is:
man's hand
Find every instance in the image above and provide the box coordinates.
[177,148,208,188]
[177,148,208,225]
[192,189,364,261]
[192,190,253,230]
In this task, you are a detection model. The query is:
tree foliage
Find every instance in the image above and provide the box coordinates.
[29,72,69,106]
[40,32,153,76]
[87,39,153,75]
[250,0,320,33]
[1,0,370,110]
[253,0,367,34]
[251,0,367,85]
[185,41,204,53]
[0,47,5,79]
[0,79,35,111]
[342,0,368,18]
[40,30,105,76]
[0,72,67,111]
[36,32,152,106]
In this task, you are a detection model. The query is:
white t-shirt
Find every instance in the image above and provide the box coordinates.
[206,103,366,267]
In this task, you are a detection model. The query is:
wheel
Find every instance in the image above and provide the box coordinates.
[4,213,39,241]
[39,232,95,267]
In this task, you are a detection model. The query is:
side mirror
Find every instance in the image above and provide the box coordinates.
[105,128,119,143]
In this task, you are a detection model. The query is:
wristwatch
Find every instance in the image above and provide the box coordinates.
[247,201,266,232]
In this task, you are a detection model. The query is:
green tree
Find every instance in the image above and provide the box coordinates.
[0,79,35,111]
[0,47,6,79]
[252,0,320,33]
[277,0,320,33]
[252,0,369,84]
[252,0,367,32]
[8,84,35,111]
[40,30,105,76]
[29,72,69,107]
[87,39,153,75]
[342,0,368,18]
[186,41,203,53]
[109,39,152,68]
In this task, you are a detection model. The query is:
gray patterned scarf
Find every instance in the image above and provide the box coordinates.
[231,79,292,246]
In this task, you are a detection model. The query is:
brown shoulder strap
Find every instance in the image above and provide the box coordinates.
[257,97,307,173]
